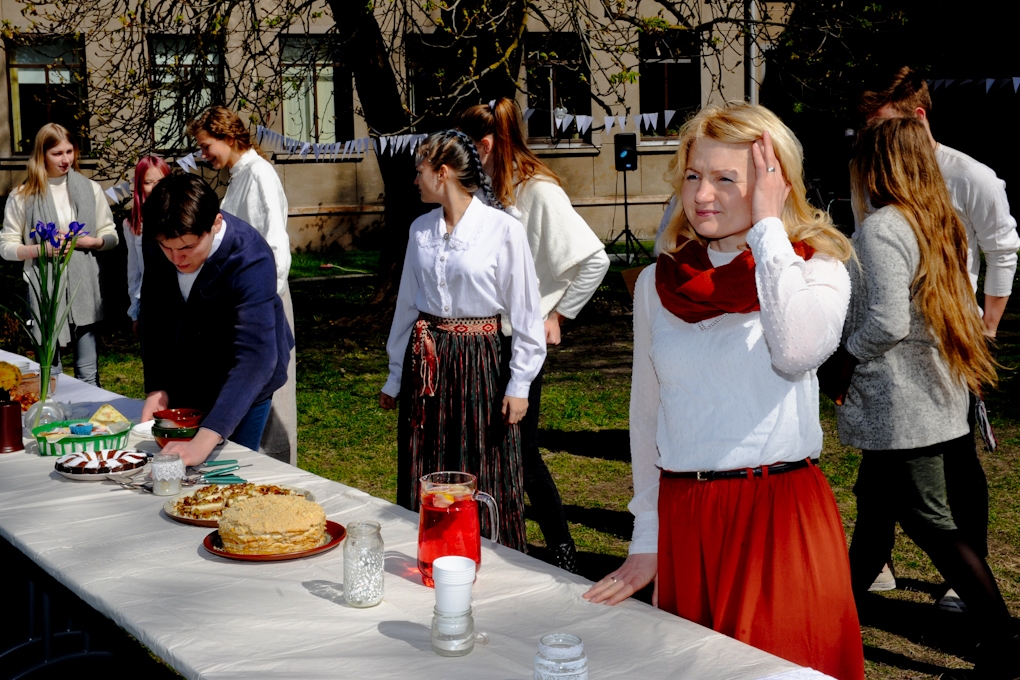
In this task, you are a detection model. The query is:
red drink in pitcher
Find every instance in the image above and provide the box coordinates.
[416,472,499,587]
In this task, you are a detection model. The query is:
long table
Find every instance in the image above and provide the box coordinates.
[0,349,823,679]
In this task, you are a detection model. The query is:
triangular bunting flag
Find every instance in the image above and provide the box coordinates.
[379,137,388,154]
[488,100,496,110]
[933,79,945,91]
[631,114,643,132]
[960,79,973,86]
[524,108,535,121]
[299,142,311,157]
[616,115,626,131]
[604,116,615,134]
[664,109,676,129]
[986,78,995,93]
[561,114,574,131]
[944,79,955,88]
[577,115,593,134]
[648,112,659,129]
[1014,77,1020,93]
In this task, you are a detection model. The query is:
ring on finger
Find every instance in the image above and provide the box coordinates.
[767,166,776,172]
[611,577,618,583]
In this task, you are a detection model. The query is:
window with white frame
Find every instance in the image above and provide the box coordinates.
[5,38,88,154]
[280,35,354,144]
[524,32,592,143]
[638,30,700,137]
[148,34,223,150]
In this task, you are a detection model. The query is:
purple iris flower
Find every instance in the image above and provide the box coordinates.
[33,222,61,249]
[68,221,88,237]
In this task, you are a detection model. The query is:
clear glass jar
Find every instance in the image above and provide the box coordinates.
[343,520,384,607]
[534,633,588,680]
[431,607,474,657]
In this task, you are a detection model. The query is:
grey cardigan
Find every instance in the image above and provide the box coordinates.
[836,205,969,450]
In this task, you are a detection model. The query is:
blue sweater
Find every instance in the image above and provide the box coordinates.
[140,212,293,439]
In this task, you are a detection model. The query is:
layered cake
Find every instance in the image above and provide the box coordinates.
[55,449,148,475]
[217,495,327,555]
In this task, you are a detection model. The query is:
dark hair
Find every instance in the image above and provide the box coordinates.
[859,66,932,119]
[415,129,503,210]
[143,173,221,241]
[456,97,560,206]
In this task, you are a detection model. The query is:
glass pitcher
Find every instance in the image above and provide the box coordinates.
[417,471,498,587]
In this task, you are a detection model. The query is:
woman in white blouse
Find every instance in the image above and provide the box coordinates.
[0,123,118,387]
[379,129,546,552]
[188,107,296,466]
[583,104,864,679]
[123,155,170,336]
[457,98,610,572]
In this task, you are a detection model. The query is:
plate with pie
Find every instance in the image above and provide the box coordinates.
[163,483,315,527]
[54,449,151,481]
[203,520,346,562]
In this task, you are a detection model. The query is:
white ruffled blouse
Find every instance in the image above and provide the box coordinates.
[383,197,546,400]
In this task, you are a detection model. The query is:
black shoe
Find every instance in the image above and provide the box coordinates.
[552,541,579,574]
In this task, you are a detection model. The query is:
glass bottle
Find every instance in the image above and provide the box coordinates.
[534,633,588,680]
[151,452,184,496]
[343,521,384,607]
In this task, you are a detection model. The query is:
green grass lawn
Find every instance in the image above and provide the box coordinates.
[83,258,1020,679]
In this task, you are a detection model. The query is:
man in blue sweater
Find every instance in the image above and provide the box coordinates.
[139,174,293,465]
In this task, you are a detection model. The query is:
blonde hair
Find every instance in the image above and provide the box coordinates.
[22,123,81,198]
[851,116,996,394]
[656,102,852,262]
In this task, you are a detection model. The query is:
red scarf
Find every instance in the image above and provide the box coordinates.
[655,237,814,323]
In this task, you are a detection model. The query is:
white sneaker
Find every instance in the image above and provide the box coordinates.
[868,563,897,592]
[938,588,967,613]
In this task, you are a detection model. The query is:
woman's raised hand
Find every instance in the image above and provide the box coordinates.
[582,553,658,606]
[750,130,791,226]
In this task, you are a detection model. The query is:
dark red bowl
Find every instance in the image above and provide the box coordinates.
[153,408,204,429]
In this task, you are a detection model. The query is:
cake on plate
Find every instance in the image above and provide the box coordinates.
[217,494,327,555]
[55,449,148,475]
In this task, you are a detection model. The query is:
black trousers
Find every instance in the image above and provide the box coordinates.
[502,335,575,549]
[849,436,1009,631]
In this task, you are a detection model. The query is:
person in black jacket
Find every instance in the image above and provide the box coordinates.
[139,174,293,465]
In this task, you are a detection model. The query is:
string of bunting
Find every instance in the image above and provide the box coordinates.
[523,107,680,134]
[254,125,428,161]
[928,78,1020,93]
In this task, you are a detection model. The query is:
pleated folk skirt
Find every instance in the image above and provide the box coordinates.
[657,464,865,680]
[397,313,526,552]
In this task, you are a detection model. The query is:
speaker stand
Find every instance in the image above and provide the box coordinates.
[606,170,653,264]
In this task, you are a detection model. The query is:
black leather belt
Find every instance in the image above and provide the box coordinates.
[659,458,817,481]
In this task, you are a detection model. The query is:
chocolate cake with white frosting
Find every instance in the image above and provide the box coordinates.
[55,449,148,475]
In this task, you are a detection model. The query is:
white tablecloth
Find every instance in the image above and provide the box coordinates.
[0,350,821,679]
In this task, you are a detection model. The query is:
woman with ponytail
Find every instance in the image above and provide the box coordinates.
[457,98,609,571]
[379,130,546,552]
[124,155,170,336]
[0,123,118,387]
[841,116,1017,674]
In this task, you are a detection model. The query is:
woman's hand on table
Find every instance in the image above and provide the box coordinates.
[502,396,528,424]
[160,428,221,466]
[583,553,658,606]
[141,390,169,422]
[750,130,791,225]
[379,392,397,410]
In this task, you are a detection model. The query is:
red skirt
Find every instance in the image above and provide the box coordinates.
[657,464,864,680]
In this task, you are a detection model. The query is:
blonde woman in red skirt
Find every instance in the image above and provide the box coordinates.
[584,103,865,680]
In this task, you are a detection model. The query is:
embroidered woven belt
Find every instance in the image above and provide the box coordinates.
[421,313,500,335]
[659,458,817,481]
[410,313,500,429]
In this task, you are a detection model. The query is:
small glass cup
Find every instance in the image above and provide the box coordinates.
[534,633,588,680]
[431,607,474,657]
[151,452,184,496]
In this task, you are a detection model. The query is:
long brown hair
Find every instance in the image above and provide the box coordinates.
[657,102,853,262]
[455,97,560,207]
[22,123,81,198]
[187,106,265,158]
[851,116,996,394]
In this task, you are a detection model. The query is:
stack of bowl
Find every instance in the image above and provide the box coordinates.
[152,408,204,448]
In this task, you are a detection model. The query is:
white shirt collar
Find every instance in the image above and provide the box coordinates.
[229,149,259,176]
[177,219,228,301]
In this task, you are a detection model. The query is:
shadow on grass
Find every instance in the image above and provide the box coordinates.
[857,592,981,662]
[538,429,630,461]
[863,646,970,679]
